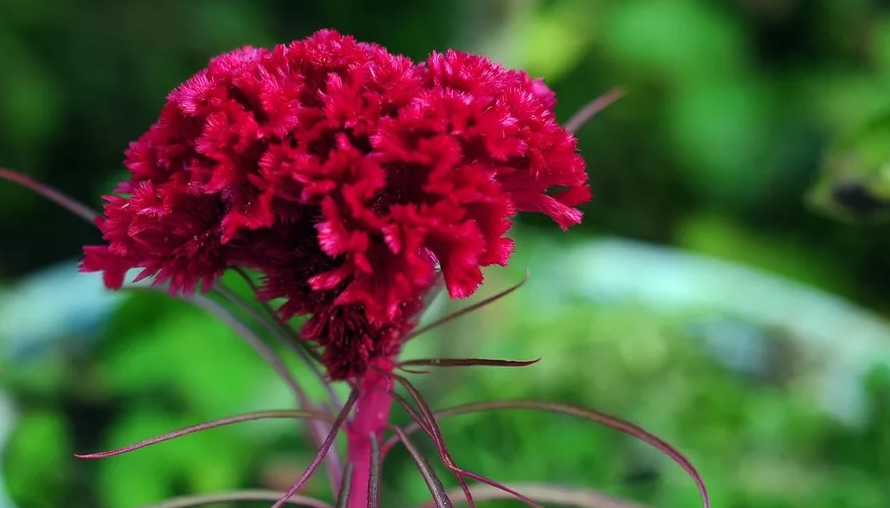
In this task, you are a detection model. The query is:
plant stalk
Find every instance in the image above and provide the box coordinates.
[345,358,395,508]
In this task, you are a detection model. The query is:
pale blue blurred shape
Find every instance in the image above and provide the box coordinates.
[0,261,116,508]
[688,317,773,378]
[531,236,890,426]
[0,263,139,508]
[0,261,127,359]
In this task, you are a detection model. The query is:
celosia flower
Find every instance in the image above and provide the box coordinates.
[1,28,710,508]
[80,29,589,379]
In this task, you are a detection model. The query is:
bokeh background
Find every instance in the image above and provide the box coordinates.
[2,0,890,507]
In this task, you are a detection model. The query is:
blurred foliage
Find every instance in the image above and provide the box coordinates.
[3,0,890,508]
[809,110,890,221]
[2,264,889,508]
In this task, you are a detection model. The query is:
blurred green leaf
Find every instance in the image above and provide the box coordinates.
[97,293,281,416]
[667,80,774,208]
[96,409,249,507]
[511,0,595,81]
[4,412,71,508]
[0,34,63,158]
[601,0,746,84]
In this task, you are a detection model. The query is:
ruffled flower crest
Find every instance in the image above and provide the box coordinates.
[81,29,590,379]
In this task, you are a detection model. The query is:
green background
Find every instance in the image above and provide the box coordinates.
[2,0,890,507]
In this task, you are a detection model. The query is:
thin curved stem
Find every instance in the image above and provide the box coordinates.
[128,490,333,508]
[273,390,359,508]
[408,483,652,508]
[393,375,476,508]
[390,426,453,508]
[230,268,324,360]
[165,291,311,410]
[335,464,355,508]
[391,385,541,508]
[390,392,428,433]
[216,280,323,365]
[398,358,540,369]
[76,410,332,458]
[564,87,625,134]
[406,270,528,341]
[126,286,344,490]
[225,270,337,406]
[0,170,337,462]
[0,169,327,407]
[0,168,98,222]
[345,366,395,508]
[392,376,455,469]
[368,433,382,508]
[458,471,543,508]
[384,400,708,508]
[1,166,352,498]
[213,283,344,491]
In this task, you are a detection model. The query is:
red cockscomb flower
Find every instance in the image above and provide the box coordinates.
[2,29,710,508]
[81,29,590,379]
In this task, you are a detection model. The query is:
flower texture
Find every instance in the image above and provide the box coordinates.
[82,29,590,379]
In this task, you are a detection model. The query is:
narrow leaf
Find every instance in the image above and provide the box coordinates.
[213,282,344,491]
[458,471,543,508]
[231,268,325,364]
[390,426,453,508]
[215,280,325,376]
[368,432,382,508]
[408,482,652,508]
[272,390,359,508]
[394,375,476,508]
[399,358,540,369]
[564,87,625,134]
[393,376,455,468]
[399,367,432,375]
[334,464,354,508]
[393,393,542,508]
[146,289,313,413]
[386,400,709,508]
[408,270,529,341]
[128,489,333,508]
[1,165,349,498]
[0,171,337,459]
[75,409,333,459]
[0,168,98,223]
[390,392,430,434]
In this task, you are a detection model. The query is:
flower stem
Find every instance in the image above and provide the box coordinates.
[345,358,395,508]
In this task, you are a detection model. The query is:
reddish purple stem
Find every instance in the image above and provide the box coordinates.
[0,168,98,222]
[564,87,625,134]
[398,358,540,369]
[75,410,331,459]
[406,270,528,341]
[273,390,358,508]
[345,359,396,508]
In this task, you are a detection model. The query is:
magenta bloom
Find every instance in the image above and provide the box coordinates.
[81,29,589,379]
[2,29,709,508]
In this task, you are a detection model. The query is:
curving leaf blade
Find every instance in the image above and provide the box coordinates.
[387,400,709,508]
[335,464,354,508]
[405,482,652,508]
[391,426,453,508]
[399,358,540,369]
[408,270,529,340]
[368,433,382,508]
[75,409,332,459]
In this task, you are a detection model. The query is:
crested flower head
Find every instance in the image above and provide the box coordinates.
[82,29,590,379]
